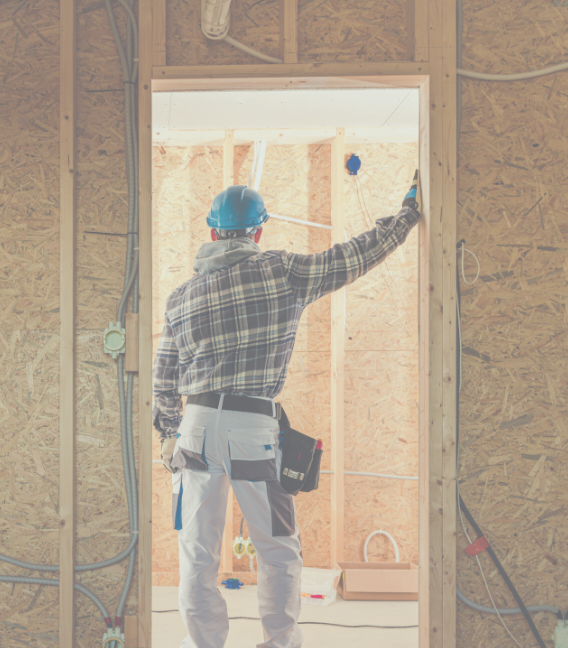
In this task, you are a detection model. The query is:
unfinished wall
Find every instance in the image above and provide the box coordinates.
[166,0,409,67]
[344,143,418,564]
[151,139,418,582]
[457,1,568,646]
[0,0,61,643]
[0,1,139,645]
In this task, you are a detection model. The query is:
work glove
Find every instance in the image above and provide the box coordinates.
[402,170,421,214]
[161,437,178,474]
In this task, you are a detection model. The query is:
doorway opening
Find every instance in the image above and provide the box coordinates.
[150,83,421,648]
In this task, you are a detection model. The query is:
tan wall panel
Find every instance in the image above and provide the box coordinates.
[165,0,408,67]
[457,1,568,645]
[343,143,418,563]
[0,0,61,642]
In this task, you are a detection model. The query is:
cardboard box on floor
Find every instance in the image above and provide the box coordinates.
[334,562,418,601]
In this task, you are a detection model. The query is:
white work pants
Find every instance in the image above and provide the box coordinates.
[171,400,304,648]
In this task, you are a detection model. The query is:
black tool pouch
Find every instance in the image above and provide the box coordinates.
[278,408,322,496]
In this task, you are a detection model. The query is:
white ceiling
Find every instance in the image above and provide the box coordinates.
[153,88,419,146]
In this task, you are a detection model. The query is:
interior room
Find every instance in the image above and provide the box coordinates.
[150,87,420,647]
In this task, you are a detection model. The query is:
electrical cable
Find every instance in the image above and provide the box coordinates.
[223,35,282,64]
[457,63,568,81]
[151,611,418,628]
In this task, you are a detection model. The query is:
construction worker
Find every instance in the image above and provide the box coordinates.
[153,182,420,648]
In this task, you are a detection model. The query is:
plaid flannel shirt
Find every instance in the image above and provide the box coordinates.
[153,206,419,439]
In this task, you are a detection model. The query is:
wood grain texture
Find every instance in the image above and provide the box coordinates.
[330,128,346,567]
[279,0,297,64]
[417,75,431,648]
[60,0,76,641]
[126,313,140,372]
[442,0,457,644]
[139,0,154,643]
[124,615,139,648]
[153,0,166,66]
[152,61,429,84]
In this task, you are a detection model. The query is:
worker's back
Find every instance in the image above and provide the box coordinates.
[165,243,303,399]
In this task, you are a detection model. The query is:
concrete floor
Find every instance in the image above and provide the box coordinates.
[153,585,419,648]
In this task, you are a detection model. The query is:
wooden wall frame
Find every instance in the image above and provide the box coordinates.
[139,2,457,647]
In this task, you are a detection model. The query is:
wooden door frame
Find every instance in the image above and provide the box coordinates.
[138,60,456,648]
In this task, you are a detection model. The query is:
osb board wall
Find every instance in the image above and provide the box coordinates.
[343,143,418,563]
[457,1,568,646]
[166,0,408,67]
[152,140,418,581]
[75,1,139,643]
[0,0,61,645]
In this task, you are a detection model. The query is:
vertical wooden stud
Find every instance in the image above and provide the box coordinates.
[138,0,153,643]
[407,0,416,61]
[125,312,140,372]
[124,616,139,648]
[220,129,235,574]
[330,127,345,568]
[59,0,76,643]
[415,0,429,62]
[418,76,431,648]
[279,0,298,63]
[442,0,458,644]
[152,0,166,66]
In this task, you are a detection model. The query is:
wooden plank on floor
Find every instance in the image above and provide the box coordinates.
[59,0,76,642]
[330,127,345,568]
[138,0,153,643]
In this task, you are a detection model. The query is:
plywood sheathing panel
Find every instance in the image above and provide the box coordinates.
[74,0,139,640]
[165,0,408,67]
[0,0,61,642]
[0,331,60,644]
[167,0,280,67]
[298,0,407,63]
[457,1,568,645]
[343,143,418,563]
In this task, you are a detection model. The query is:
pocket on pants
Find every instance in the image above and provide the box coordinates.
[171,426,208,472]
[228,429,277,481]
[266,480,295,536]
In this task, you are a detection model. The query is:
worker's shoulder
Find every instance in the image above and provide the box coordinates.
[164,278,194,309]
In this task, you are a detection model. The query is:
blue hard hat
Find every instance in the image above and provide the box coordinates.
[207,185,269,230]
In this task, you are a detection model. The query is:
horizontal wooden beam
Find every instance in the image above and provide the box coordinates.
[152,62,429,91]
[153,126,419,147]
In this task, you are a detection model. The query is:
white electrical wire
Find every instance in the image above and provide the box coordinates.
[459,243,480,285]
[363,530,400,563]
[223,35,283,64]
[458,63,568,81]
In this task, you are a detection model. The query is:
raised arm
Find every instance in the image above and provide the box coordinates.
[281,206,419,305]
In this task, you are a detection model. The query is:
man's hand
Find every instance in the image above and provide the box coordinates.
[402,170,421,214]
[161,437,178,474]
